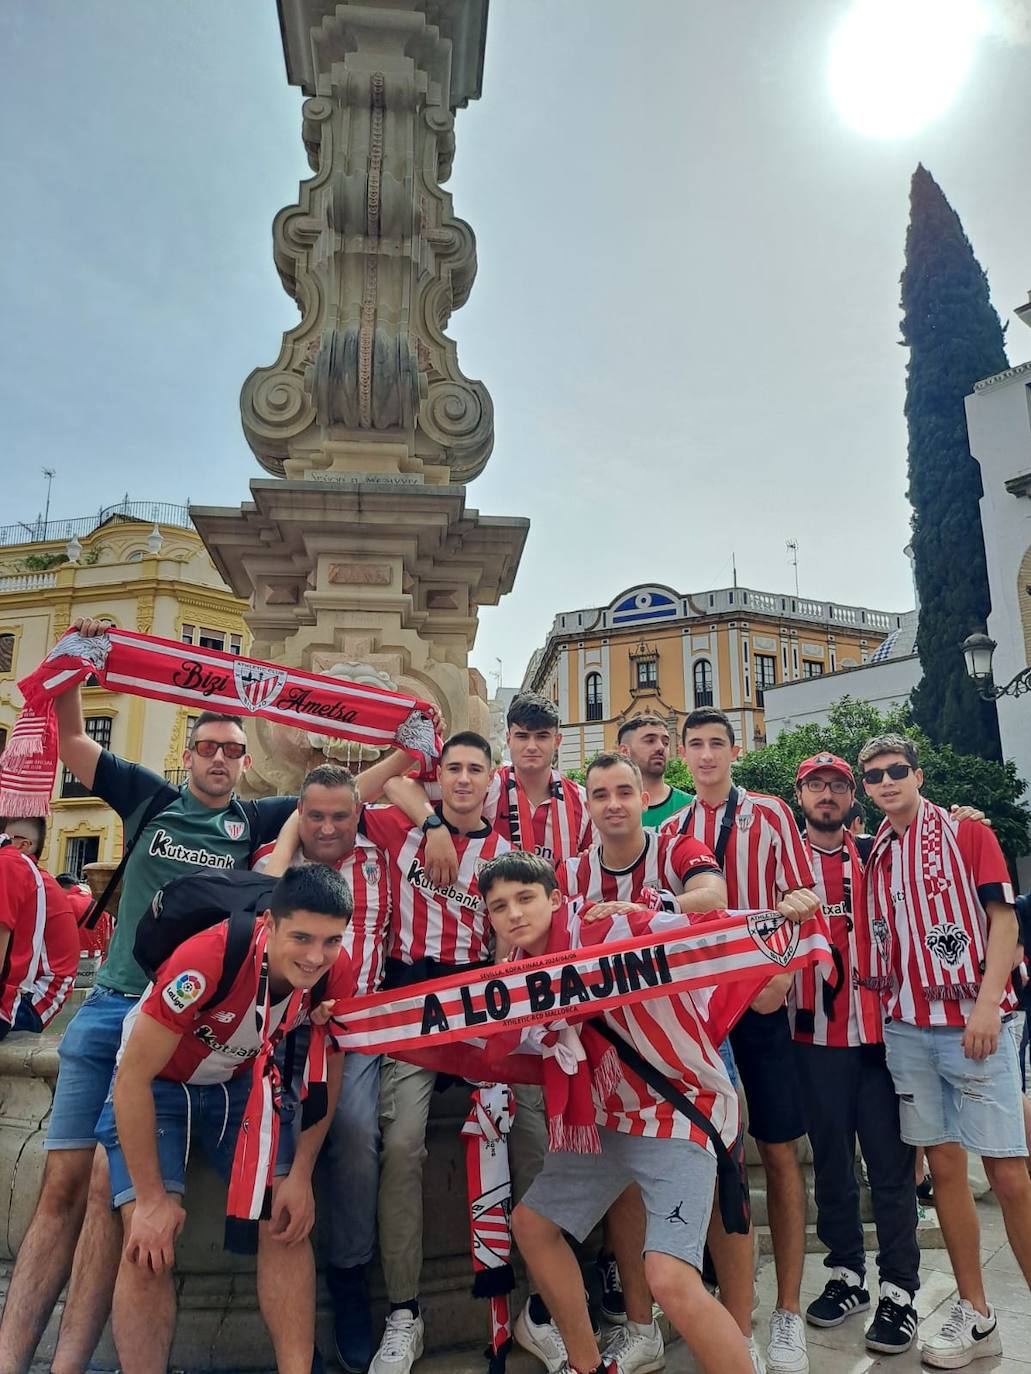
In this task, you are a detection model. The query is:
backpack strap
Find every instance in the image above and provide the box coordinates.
[590,1017,750,1235]
[205,908,257,1009]
[84,787,172,929]
[713,789,739,870]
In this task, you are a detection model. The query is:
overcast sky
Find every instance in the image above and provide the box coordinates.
[3,1,1029,690]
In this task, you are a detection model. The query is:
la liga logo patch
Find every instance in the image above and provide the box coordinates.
[162,969,207,1014]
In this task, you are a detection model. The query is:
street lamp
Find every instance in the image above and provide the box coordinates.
[962,632,1031,700]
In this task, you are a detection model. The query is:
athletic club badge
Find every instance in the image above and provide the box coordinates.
[233,660,287,711]
[223,818,246,841]
[747,911,799,967]
[362,860,381,884]
[736,813,753,832]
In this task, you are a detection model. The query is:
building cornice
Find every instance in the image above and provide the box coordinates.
[1005,471,1031,499]
[973,358,1031,392]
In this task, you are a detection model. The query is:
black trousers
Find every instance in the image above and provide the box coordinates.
[794,1040,920,1295]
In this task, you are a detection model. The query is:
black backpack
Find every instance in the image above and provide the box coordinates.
[134,869,280,1010]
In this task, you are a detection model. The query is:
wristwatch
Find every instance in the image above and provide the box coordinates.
[421,813,445,833]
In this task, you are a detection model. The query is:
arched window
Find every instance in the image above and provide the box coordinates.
[693,659,713,708]
[585,672,603,721]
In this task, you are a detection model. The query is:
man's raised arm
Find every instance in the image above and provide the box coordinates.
[53,616,114,789]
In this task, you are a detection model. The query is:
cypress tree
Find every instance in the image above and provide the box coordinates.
[901,164,1005,760]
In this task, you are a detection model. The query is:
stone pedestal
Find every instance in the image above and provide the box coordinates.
[190,0,526,791]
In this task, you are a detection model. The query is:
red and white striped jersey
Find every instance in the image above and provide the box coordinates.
[31,869,80,1028]
[863,800,1016,1029]
[557,830,721,906]
[128,920,353,1084]
[360,805,510,966]
[789,837,882,1048]
[537,904,740,1149]
[252,839,391,997]
[0,848,78,1029]
[483,767,593,864]
[662,787,815,910]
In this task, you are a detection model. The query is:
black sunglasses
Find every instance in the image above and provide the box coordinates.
[191,739,246,760]
[861,763,912,785]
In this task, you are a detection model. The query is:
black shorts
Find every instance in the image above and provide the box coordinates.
[729,1006,806,1144]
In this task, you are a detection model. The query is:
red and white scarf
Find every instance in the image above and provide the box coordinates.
[461,1084,515,1370]
[0,628,440,816]
[498,765,585,861]
[223,927,337,1248]
[333,908,832,1149]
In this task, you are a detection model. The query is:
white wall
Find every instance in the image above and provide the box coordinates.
[966,359,1031,887]
[762,655,921,740]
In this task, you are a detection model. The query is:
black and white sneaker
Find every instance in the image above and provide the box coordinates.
[865,1283,918,1354]
[805,1267,870,1328]
[597,1251,627,1325]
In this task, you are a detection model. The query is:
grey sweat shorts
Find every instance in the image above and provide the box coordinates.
[520,1128,717,1270]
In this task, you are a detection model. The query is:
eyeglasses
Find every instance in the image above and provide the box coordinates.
[861,763,913,785]
[800,778,852,795]
[191,739,246,760]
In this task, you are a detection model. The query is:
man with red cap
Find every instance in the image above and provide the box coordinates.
[790,753,920,1357]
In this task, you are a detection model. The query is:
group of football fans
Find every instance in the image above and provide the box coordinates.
[0,613,1029,1374]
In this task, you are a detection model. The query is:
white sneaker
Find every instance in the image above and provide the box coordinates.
[600,1318,665,1373]
[514,1302,568,1373]
[919,1299,1002,1368]
[368,1309,425,1374]
[765,1308,809,1374]
[746,1337,766,1374]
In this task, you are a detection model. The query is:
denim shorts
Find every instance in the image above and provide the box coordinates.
[45,985,137,1150]
[520,1129,717,1270]
[95,1073,295,1210]
[884,1018,1028,1158]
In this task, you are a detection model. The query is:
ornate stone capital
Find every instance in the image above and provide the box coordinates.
[242,2,493,482]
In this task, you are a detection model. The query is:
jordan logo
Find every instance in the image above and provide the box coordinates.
[666,1201,689,1226]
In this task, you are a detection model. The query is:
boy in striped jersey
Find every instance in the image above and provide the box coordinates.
[663,708,821,1374]
[789,754,920,1355]
[0,820,78,1038]
[859,734,1031,1368]
[487,851,785,1374]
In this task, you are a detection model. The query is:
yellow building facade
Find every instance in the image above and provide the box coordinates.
[525,583,903,771]
[0,501,250,877]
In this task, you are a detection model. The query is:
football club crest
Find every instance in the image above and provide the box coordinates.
[736,813,753,832]
[362,860,381,884]
[872,914,890,957]
[223,818,246,841]
[747,911,799,967]
[233,660,287,711]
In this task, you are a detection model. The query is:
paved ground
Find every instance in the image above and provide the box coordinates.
[411,1193,1029,1374]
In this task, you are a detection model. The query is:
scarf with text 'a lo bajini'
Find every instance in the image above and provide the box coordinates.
[0,628,440,816]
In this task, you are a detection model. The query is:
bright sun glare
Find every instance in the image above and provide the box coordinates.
[829,0,986,138]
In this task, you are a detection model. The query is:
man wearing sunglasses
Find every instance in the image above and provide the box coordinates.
[789,753,920,1357]
[0,617,296,1374]
[859,733,1031,1369]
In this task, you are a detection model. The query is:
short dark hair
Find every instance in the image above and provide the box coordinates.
[584,751,642,789]
[479,850,559,898]
[441,731,493,765]
[189,712,247,746]
[506,692,560,732]
[681,707,735,746]
[56,872,81,888]
[845,801,867,828]
[617,713,668,744]
[268,865,353,922]
[0,816,46,854]
[299,764,358,801]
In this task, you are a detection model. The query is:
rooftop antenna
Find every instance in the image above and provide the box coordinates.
[786,538,799,596]
[493,657,503,696]
[42,467,55,535]
[732,552,738,589]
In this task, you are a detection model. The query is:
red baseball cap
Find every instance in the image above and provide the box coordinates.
[795,752,855,787]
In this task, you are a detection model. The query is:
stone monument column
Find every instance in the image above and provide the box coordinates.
[191,0,526,795]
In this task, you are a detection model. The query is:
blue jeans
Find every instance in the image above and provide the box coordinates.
[884,1018,1028,1158]
[46,985,136,1150]
[280,1029,383,1269]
